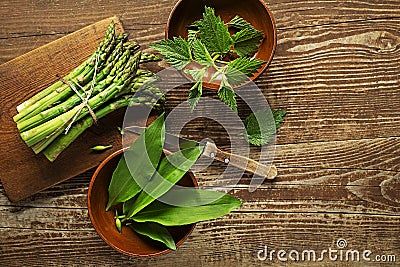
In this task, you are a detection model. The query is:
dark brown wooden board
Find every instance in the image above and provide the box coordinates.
[0,17,136,202]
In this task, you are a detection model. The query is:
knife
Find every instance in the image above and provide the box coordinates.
[124,126,277,180]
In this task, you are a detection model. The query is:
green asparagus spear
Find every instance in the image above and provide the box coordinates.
[16,21,117,113]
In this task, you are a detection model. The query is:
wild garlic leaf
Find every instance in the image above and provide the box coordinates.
[125,146,203,218]
[192,39,214,67]
[218,77,237,112]
[198,6,233,54]
[149,37,192,70]
[231,27,264,57]
[129,222,176,250]
[245,109,287,146]
[132,190,242,226]
[106,114,165,210]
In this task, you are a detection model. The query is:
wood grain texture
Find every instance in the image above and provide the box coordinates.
[0,0,399,266]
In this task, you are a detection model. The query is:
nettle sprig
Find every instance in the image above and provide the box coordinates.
[150,6,266,111]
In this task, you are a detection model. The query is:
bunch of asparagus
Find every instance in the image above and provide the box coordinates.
[14,21,164,162]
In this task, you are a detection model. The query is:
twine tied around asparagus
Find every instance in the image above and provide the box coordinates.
[62,54,100,134]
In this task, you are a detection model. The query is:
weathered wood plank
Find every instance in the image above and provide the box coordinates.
[1,167,398,215]
[0,0,399,265]
[0,212,398,266]
[0,0,399,39]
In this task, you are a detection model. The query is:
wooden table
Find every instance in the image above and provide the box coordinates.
[1,1,399,266]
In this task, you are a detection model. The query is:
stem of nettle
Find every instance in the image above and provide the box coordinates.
[212,54,220,62]
[216,59,229,64]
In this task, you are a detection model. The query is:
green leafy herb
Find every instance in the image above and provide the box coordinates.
[129,222,176,250]
[132,190,242,226]
[229,16,264,57]
[185,68,206,111]
[227,58,265,77]
[192,39,214,67]
[228,15,254,30]
[187,29,199,46]
[106,114,165,210]
[218,77,237,112]
[91,145,113,151]
[149,37,192,70]
[188,81,203,112]
[224,58,265,87]
[151,6,266,112]
[198,6,233,54]
[107,114,242,251]
[245,109,287,146]
[125,146,203,218]
[187,19,203,28]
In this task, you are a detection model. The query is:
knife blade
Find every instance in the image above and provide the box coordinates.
[124,126,277,179]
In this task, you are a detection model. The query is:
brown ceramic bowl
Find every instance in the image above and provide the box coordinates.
[166,0,277,89]
[88,148,197,257]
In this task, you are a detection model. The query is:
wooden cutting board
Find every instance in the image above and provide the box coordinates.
[0,17,145,202]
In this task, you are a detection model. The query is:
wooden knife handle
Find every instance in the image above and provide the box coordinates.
[203,142,277,179]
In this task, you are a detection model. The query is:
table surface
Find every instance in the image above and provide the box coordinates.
[1,0,399,266]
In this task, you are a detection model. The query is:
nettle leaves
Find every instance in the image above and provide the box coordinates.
[244,109,287,146]
[150,6,265,112]
[106,114,242,250]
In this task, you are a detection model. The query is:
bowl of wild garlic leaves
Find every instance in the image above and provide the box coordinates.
[88,114,242,257]
[152,0,276,111]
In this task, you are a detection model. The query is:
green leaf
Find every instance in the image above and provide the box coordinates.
[224,57,265,87]
[228,15,264,57]
[228,15,255,30]
[198,6,233,54]
[184,68,206,82]
[228,15,254,30]
[129,222,176,250]
[149,37,192,70]
[227,57,265,77]
[184,68,206,111]
[244,109,287,146]
[187,20,203,28]
[132,190,243,226]
[106,114,165,210]
[187,29,199,46]
[271,109,287,129]
[188,81,202,111]
[232,28,263,57]
[125,146,203,218]
[192,39,213,67]
[218,77,237,112]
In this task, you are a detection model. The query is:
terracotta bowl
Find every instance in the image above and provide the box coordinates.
[166,0,277,89]
[88,149,197,257]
